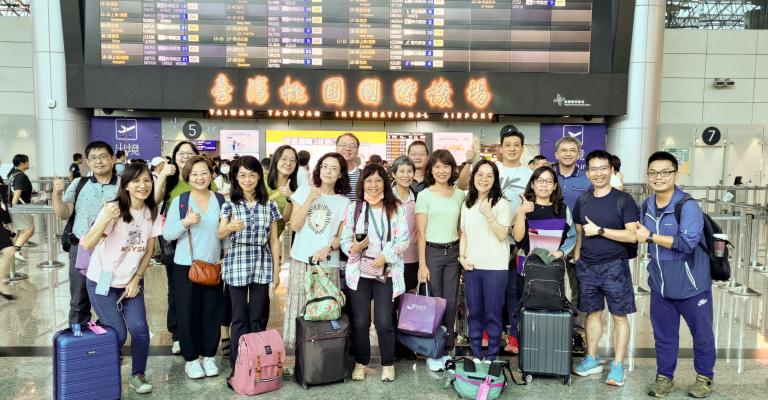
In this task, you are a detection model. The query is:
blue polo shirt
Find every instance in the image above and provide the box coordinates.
[556,165,591,212]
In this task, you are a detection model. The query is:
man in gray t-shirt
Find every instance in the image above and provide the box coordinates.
[52,142,117,325]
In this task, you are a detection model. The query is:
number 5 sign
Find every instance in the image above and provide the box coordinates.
[701,126,721,146]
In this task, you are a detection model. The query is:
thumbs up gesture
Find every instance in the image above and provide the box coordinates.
[227,217,245,233]
[518,194,534,215]
[53,176,66,194]
[102,202,121,222]
[183,210,201,227]
[279,179,293,199]
[583,216,601,237]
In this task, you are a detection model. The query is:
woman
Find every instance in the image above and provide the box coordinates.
[154,141,218,355]
[213,160,232,199]
[162,156,224,380]
[283,152,351,349]
[0,172,16,300]
[81,163,161,394]
[459,160,511,362]
[390,156,419,292]
[341,164,409,382]
[416,149,464,371]
[266,145,298,235]
[218,156,282,381]
[512,165,576,267]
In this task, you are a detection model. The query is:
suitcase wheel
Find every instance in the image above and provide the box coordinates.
[523,374,533,383]
[302,383,309,390]
[563,376,572,386]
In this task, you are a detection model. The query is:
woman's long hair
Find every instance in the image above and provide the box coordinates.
[355,164,400,219]
[230,156,269,205]
[267,145,299,192]
[464,159,503,209]
[115,163,158,223]
[523,165,565,216]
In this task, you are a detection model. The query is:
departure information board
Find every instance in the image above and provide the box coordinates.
[98,0,592,72]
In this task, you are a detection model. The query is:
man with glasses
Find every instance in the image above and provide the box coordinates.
[554,136,592,351]
[572,150,638,387]
[52,141,118,325]
[336,133,361,200]
[406,141,430,195]
[636,151,715,398]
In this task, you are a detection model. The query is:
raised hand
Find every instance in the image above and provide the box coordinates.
[52,176,66,194]
[184,210,201,227]
[279,179,293,199]
[518,194,535,215]
[227,217,245,233]
[583,216,601,237]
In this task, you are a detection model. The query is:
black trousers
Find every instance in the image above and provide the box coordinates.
[349,277,395,366]
[165,263,178,341]
[68,245,91,325]
[172,263,223,362]
[228,282,270,372]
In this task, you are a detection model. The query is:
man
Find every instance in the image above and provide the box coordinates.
[554,136,592,347]
[572,150,638,387]
[529,155,549,170]
[52,141,118,325]
[69,153,83,181]
[296,150,311,188]
[407,140,429,195]
[637,151,715,398]
[335,132,361,201]
[7,155,34,262]
[458,125,532,354]
[114,150,127,175]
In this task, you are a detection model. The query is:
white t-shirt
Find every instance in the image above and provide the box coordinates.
[214,176,232,197]
[296,167,310,188]
[460,197,512,270]
[610,173,622,189]
[350,205,390,279]
[290,185,351,266]
[496,161,533,217]
[86,206,163,288]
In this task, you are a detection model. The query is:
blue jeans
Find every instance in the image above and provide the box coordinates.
[86,279,149,376]
[465,269,508,360]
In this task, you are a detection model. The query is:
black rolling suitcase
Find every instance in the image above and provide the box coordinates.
[518,309,573,385]
[294,315,350,389]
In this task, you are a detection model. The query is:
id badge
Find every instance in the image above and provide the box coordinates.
[95,271,113,296]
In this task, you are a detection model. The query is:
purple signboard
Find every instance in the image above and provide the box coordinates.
[91,117,162,160]
[193,140,218,152]
[539,123,606,171]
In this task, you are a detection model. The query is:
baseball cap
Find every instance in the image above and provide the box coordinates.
[150,157,165,167]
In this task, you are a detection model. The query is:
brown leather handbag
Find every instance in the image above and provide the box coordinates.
[187,230,221,286]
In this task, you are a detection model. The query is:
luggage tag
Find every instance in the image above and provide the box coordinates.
[330,320,340,330]
[476,376,492,400]
[87,321,108,335]
[95,270,113,296]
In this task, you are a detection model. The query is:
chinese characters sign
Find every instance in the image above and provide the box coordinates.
[91,117,162,160]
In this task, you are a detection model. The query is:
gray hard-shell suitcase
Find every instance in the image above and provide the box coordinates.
[294,315,349,389]
[518,309,573,385]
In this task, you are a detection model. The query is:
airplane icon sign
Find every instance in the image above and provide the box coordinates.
[562,125,584,144]
[115,119,138,140]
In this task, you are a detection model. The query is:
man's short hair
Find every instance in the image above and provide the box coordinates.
[336,132,360,147]
[85,141,114,158]
[12,154,28,166]
[647,151,679,170]
[500,125,525,146]
[585,150,612,168]
[116,150,126,159]
[73,153,83,162]
[298,150,311,167]
[555,136,581,151]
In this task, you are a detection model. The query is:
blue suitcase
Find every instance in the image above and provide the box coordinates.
[53,326,121,400]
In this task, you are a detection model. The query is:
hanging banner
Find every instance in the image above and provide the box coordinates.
[91,117,162,160]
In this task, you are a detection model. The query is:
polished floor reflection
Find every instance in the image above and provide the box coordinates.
[1,233,767,399]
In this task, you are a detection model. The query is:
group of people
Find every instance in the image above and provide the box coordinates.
[0,125,715,398]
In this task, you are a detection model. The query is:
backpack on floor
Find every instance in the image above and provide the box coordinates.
[302,267,345,321]
[229,329,286,396]
[641,194,731,281]
[444,358,523,400]
[516,254,572,314]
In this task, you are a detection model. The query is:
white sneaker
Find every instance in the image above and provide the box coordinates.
[441,355,452,365]
[14,252,26,262]
[202,357,219,377]
[185,360,205,379]
[172,341,181,355]
[426,357,445,372]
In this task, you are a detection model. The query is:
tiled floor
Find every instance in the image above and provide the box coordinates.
[1,232,767,399]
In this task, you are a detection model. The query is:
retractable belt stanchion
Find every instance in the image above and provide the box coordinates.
[10,205,64,269]
[729,213,761,297]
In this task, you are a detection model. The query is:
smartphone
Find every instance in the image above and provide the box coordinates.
[355,233,367,242]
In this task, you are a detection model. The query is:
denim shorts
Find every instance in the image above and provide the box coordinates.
[575,259,636,316]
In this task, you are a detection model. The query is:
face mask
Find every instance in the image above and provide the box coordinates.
[364,193,384,205]
[220,166,230,174]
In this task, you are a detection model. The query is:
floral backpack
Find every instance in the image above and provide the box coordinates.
[302,267,345,321]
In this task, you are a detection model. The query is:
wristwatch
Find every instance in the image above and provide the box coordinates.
[646,234,654,244]
[597,227,605,236]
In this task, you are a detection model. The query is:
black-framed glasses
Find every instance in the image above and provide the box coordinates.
[647,170,677,178]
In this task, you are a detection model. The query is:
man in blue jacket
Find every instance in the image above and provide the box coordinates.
[635,151,714,398]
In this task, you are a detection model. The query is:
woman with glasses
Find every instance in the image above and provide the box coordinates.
[81,163,162,394]
[282,152,351,349]
[459,159,512,362]
[512,165,576,262]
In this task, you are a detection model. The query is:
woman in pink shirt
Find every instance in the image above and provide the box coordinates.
[81,163,162,395]
[390,156,419,292]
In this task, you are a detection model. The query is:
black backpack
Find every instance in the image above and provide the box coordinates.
[516,254,573,314]
[641,195,731,281]
[61,177,92,252]
[576,191,638,259]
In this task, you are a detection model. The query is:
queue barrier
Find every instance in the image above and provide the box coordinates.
[9,204,64,269]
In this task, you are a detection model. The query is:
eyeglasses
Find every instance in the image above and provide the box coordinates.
[321,164,340,172]
[647,170,676,178]
[336,143,358,150]
[88,155,111,162]
[587,166,611,173]
[535,178,555,186]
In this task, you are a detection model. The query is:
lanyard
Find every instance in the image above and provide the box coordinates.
[367,205,388,243]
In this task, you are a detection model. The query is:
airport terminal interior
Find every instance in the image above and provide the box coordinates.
[1,0,768,399]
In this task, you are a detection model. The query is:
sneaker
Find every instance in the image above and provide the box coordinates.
[504,336,519,354]
[573,355,603,377]
[202,357,219,377]
[605,361,625,386]
[185,360,205,379]
[172,341,181,355]
[381,366,395,382]
[352,363,366,381]
[220,338,230,358]
[687,374,713,398]
[129,374,152,394]
[426,357,445,372]
[648,374,675,397]
[14,251,26,262]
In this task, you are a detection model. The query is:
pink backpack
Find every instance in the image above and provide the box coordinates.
[229,329,286,396]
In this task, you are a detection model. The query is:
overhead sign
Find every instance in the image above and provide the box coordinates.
[91,117,162,160]
[539,124,607,170]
